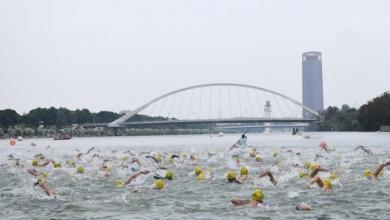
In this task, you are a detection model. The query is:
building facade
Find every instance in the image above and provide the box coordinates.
[302,51,324,118]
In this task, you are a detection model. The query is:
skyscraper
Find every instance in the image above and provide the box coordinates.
[302,51,324,118]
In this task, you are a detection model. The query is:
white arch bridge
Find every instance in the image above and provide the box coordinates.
[83,83,321,128]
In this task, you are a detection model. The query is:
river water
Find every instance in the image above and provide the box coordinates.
[1,132,390,220]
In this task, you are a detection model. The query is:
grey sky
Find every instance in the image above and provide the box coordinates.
[1,0,389,114]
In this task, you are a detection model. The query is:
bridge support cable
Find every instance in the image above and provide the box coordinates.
[158,94,168,117]
[255,90,264,118]
[167,93,176,118]
[228,86,233,118]
[187,89,194,120]
[245,88,255,118]
[177,90,186,119]
[236,87,244,118]
[198,87,203,120]
[281,96,296,118]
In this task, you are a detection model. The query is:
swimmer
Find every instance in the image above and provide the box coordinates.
[231,189,265,207]
[34,179,57,197]
[363,162,390,180]
[296,202,312,211]
[230,133,248,150]
[123,170,150,185]
[237,167,249,182]
[310,176,332,191]
[309,163,328,178]
[355,146,373,155]
[86,147,95,154]
[319,141,330,153]
[100,162,111,177]
[27,169,57,197]
[153,170,174,180]
[314,154,325,161]
[227,171,242,184]
[32,159,54,167]
[146,154,161,164]
[259,171,277,185]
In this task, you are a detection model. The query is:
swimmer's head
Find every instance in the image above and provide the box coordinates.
[165,170,174,180]
[255,155,262,162]
[299,171,308,178]
[240,167,249,176]
[32,159,38,166]
[363,169,372,177]
[155,179,165,189]
[114,180,123,188]
[227,171,237,182]
[329,172,338,180]
[197,172,205,181]
[310,162,320,171]
[304,162,310,170]
[194,167,202,176]
[54,161,61,168]
[77,166,85,174]
[249,151,256,158]
[323,179,332,189]
[251,189,264,202]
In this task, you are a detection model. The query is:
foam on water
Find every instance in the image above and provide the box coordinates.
[1,132,390,219]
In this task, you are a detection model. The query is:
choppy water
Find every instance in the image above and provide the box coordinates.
[1,132,390,220]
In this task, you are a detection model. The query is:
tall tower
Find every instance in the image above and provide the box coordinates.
[302,51,324,118]
[264,101,271,133]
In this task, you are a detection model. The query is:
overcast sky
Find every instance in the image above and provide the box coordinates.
[1,0,389,114]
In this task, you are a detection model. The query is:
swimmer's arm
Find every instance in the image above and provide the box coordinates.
[231,199,250,206]
[373,163,387,178]
[124,170,150,185]
[37,160,53,167]
[260,171,277,185]
[38,181,56,197]
[131,158,142,168]
[309,167,328,178]
[86,147,95,154]
[310,176,324,188]
[27,169,39,176]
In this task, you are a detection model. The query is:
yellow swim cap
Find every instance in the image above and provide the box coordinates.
[197,172,205,181]
[252,189,264,202]
[329,172,338,180]
[77,166,84,174]
[54,161,61,168]
[32,159,38,166]
[155,153,162,163]
[304,162,310,170]
[249,151,256,158]
[299,170,308,178]
[323,179,332,189]
[363,169,372,177]
[227,171,237,181]
[114,180,123,188]
[240,167,249,176]
[255,155,262,162]
[194,167,202,176]
[155,179,165,189]
[310,162,320,171]
[165,170,174,180]
[38,175,48,182]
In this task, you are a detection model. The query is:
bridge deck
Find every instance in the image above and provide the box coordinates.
[82,118,318,128]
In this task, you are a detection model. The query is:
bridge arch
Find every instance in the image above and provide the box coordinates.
[108,83,320,127]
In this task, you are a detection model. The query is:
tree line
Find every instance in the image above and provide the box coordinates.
[0,107,167,129]
[316,92,390,131]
